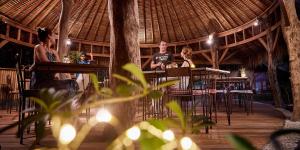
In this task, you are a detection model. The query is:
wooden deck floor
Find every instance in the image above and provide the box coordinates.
[0,102,284,150]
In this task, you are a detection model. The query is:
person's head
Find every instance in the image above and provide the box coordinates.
[159,41,168,53]
[80,52,87,61]
[181,46,193,60]
[37,27,55,45]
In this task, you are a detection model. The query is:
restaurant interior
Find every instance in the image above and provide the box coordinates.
[0,0,300,149]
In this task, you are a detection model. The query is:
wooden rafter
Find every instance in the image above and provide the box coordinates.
[202,0,225,31]
[156,0,170,42]
[142,57,152,69]
[84,0,103,40]
[169,0,186,41]
[153,0,162,41]
[0,40,8,48]
[164,0,178,41]
[143,0,147,43]
[210,0,234,29]
[175,0,196,39]
[29,0,59,27]
[22,0,52,26]
[186,0,209,34]
[219,48,230,63]
[149,0,155,42]
[222,50,239,62]
[93,0,107,41]
[200,53,213,63]
[181,0,203,36]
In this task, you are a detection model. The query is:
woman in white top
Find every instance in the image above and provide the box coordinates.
[181,46,195,68]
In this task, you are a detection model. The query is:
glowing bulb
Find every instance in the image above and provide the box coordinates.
[162,130,175,141]
[126,126,141,140]
[254,19,259,26]
[66,39,72,45]
[180,137,193,150]
[208,34,214,40]
[206,39,213,45]
[59,124,76,145]
[96,108,112,123]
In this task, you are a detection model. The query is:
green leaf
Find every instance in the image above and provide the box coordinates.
[49,100,61,111]
[122,63,147,88]
[139,130,166,150]
[148,90,163,99]
[30,97,48,111]
[100,87,113,96]
[156,80,179,89]
[116,84,135,96]
[113,74,136,85]
[166,101,186,131]
[90,74,101,93]
[226,134,256,150]
[147,120,167,131]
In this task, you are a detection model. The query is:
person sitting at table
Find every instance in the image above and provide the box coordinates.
[150,41,176,70]
[181,46,195,68]
[78,52,90,65]
[30,27,78,95]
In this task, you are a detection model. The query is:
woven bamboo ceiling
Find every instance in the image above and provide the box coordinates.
[0,0,274,44]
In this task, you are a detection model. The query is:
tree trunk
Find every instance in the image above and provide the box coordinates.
[57,0,73,60]
[108,0,140,128]
[281,0,300,121]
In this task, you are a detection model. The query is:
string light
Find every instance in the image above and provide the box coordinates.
[126,126,141,140]
[180,137,193,150]
[162,130,175,141]
[96,108,112,123]
[59,124,76,145]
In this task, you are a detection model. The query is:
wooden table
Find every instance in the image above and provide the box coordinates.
[29,62,108,73]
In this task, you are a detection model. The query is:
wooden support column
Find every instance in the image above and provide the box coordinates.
[108,0,140,127]
[281,0,300,121]
[57,0,74,60]
[258,28,282,108]
[0,40,8,48]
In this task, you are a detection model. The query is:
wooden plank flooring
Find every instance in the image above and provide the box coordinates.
[0,102,284,150]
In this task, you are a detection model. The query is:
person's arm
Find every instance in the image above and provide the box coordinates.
[151,60,161,69]
[52,50,61,62]
[35,45,50,62]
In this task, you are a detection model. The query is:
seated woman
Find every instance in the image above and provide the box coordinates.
[180,46,195,68]
[30,28,78,95]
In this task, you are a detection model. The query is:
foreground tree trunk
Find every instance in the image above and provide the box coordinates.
[281,0,300,121]
[108,0,140,128]
[57,0,73,60]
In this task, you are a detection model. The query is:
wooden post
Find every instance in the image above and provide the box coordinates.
[281,0,300,121]
[258,28,283,108]
[57,0,74,60]
[108,0,140,127]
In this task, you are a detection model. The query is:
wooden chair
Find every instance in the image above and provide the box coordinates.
[165,66,193,117]
[15,54,39,144]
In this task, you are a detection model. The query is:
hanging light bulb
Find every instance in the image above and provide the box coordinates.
[59,124,76,145]
[96,108,112,123]
[126,126,141,140]
[254,19,259,26]
[180,137,193,150]
[66,39,72,45]
[206,33,214,45]
[162,130,175,141]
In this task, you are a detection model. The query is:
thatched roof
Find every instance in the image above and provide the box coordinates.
[0,0,274,44]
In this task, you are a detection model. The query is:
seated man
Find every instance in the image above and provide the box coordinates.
[150,41,175,70]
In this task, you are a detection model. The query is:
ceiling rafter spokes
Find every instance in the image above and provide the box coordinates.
[93,0,108,41]
[22,0,52,26]
[174,0,196,39]
[181,0,204,36]
[83,0,103,40]
[152,0,162,42]
[16,0,44,21]
[163,0,178,42]
[29,0,60,28]
[143,0,147,43]
[232,0,256,18]
[185,0,209,34]
[201,0,225,31]
[168,0,186,41]
[155,0,170,42]
[219,0,244,25]
[75,0,97,38]
[66,1,92,35]
[210,0,235,29]
[149,0,154,43]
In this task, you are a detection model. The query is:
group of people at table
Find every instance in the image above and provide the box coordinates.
[31,27,197,91]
